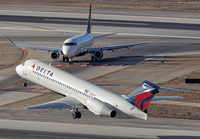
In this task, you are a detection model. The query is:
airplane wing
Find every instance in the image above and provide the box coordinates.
[93,32,118,38]
[25,97,83,110]
[5,35,62,52]
[86,42,149,52]
[87,34,159,52]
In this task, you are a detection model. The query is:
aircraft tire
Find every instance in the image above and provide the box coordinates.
[72,111,81,119]
[72,112,77,119]
[77,111,81,119]
[23,82,27,87]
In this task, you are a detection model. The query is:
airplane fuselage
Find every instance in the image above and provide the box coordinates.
[16,59,147,119]
[62,34,94,58]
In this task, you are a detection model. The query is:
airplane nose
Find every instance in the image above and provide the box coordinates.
[62,46,76,57]
[16,64,22,76]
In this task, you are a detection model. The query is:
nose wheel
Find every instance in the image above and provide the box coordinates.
[23,82,27,87]
[62,56,69,62]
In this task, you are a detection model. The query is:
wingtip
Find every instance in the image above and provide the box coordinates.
[5,35,15,45]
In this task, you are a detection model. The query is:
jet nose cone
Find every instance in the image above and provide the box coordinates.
[63,46,76,57]
[16,64,23,76]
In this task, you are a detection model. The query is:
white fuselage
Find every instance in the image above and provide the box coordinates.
[62,34,93,58]
[16,59,147,119]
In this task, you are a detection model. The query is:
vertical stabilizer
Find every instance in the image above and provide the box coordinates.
[86,4,92,34]
[126,80,159,111]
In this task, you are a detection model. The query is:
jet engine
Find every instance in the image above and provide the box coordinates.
[92,50,103,60]
[51,51,60,60]
[86,98,116,118]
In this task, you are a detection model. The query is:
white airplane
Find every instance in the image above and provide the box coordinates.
[16,59,188,119]
[6,4,151,64]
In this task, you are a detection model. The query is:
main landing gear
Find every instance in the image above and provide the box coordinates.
[62,56,69,62]
[71,108,81,119]
[63,56,73,64]
[91,56,97,61]
[22,80,27,87]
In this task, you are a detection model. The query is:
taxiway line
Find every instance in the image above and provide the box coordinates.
[0,51,22,54]
[0,80,24,90]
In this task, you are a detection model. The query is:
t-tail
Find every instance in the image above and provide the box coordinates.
[126,81,159,112]
[86,4,92,34]
[125,80,190,112]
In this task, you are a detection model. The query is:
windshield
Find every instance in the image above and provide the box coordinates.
[64,42,77,46]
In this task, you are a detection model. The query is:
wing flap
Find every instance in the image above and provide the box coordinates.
[26,97,83,110]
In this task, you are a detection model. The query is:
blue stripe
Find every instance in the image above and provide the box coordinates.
[140,94,155,110]
[126,97,135,106]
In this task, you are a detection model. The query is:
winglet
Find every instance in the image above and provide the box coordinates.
[86,4,92,34]
[5,35,16,46]
[149,32,160,43]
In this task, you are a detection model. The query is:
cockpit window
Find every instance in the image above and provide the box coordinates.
[64,42,77,46]
[22,63,25,66]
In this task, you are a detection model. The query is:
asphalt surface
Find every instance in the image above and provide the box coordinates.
[0,4,200,139]
[0,15,200,30]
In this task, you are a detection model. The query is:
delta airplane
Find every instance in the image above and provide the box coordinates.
[16,59,187,119]
[6,4,151,64]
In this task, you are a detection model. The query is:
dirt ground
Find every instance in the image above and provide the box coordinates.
[0,0,200,12]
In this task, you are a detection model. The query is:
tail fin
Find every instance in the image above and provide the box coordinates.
[126,81,159,112]
[86,4,92,34]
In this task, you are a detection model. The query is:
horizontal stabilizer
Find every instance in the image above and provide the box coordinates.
[152,96,182,101]
[159,87,191,92]
[129,80,191,97]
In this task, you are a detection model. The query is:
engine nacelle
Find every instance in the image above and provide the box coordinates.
[92,50,103,60]
[51,51,60,60]
[86,98,116,118]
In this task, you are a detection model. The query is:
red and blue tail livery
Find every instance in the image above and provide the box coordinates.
[125,80,189,113]
[126,80,159,112]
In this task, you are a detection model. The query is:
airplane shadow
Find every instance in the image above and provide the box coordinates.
[61,55,184,66]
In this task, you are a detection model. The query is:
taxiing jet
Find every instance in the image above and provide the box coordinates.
[16,59,187,119]
[6,4,151,64]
